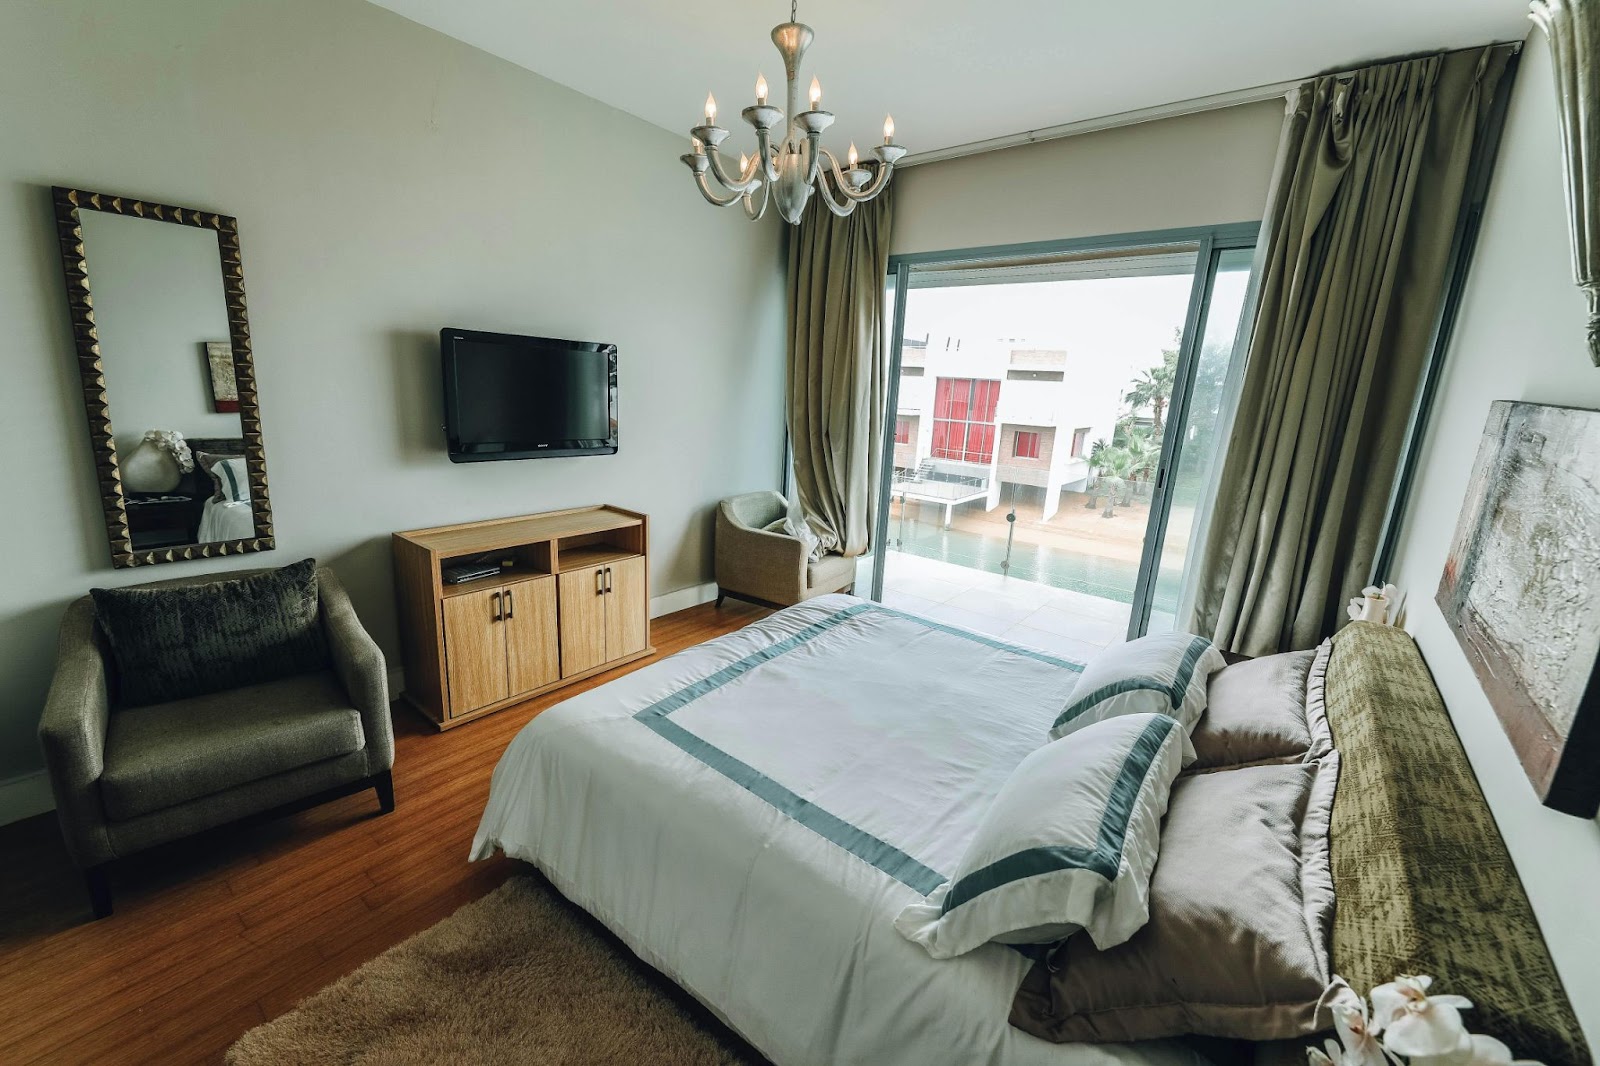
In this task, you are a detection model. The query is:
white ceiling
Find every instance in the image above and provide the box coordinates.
[369,0,1531,158]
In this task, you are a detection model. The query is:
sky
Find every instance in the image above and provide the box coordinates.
[897,265,1252,382]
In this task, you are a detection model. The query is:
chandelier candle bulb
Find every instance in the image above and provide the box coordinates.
[756,73,768,105]
[809,76,822,108]
[847,142,858,167]
[705,93,717,124]
[884,114,895,143]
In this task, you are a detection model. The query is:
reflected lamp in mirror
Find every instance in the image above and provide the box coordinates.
[51,187,273,567]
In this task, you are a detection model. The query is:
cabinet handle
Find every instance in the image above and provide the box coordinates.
[505,587,515,620]
[596,568,604,595]
[605,566,613,594]
[491,590,502,622]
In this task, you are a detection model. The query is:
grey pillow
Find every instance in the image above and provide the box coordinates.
[1189,643,1331,770]
[1009,756,1340,1043]
[91,559,329,707]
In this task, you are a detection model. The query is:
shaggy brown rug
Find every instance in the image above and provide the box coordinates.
[227,874,768,1065]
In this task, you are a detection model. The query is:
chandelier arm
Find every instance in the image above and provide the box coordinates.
[756,128,780,182]
[811,166,860,217]
[818,148,891,203]
[705,144,762,194]
[742,178,771,221]
[692,169,745,207]
[803,134,827,186]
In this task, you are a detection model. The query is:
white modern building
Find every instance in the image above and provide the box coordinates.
[892,333,1127,522]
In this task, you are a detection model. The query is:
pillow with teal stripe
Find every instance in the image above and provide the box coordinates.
[895,712,1193,960]
[1048,632,1225,743]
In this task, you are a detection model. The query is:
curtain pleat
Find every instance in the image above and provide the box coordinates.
[785,185,893,558]
[1187,45,1516,655]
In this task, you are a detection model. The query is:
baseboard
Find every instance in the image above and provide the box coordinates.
[649,582,718,618]
[0,770,54,826]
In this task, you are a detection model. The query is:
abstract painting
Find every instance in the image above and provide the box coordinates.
[1437,401,1600,818]
[204,340,239,413]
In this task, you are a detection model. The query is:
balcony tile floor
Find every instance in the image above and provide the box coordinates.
[863,551,1129,664]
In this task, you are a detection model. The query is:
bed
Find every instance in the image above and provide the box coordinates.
[472,594,1200,1066]
[472,594,1590,1066]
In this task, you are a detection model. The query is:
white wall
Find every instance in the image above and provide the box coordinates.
[1386,34,1600,1044]
[0,0,785,796]
[889,100,1285,255]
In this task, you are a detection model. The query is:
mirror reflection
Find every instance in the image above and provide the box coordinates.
[79,211,254,552]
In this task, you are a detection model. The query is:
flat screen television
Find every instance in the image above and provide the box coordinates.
[441,328,618,462]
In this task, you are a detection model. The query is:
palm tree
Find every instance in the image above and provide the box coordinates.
[1124,336,1181,440]
[1098,446,1135,518]
[1122,429,1161,501]
[1084,437,1111,508]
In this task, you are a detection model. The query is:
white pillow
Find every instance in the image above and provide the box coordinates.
[208,456,250,503]
[895,712,1194,960]
[1048,632,1225,742]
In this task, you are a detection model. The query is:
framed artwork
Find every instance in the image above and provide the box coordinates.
[204,340,239,413]
[1437,400,1600,818]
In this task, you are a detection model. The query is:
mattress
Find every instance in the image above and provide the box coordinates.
[472,594,1205,1066]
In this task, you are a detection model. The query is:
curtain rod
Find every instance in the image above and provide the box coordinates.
[899,39,1524,169]
[897,81,1301,168]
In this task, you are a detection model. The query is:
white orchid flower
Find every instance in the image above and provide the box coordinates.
[1371,975,1474,1058]
[1409,1033,1543,1066]
[1307,1037,1344,1066]
[1327,988,1389,1066]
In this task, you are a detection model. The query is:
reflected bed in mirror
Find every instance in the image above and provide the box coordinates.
[52,187,273,567]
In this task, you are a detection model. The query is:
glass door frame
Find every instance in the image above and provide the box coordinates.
[871,222,1260,639]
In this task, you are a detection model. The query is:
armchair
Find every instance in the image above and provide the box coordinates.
[714,491,856,609]
[38,565,394,918]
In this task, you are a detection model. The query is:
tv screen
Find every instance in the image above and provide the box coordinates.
[441,328,618,461]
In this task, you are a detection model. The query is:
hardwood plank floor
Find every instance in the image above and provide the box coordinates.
[0,599,771,1066]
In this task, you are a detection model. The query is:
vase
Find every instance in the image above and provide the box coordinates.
[123,437,181,493]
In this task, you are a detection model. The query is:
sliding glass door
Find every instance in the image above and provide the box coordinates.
[871,227,1257,656]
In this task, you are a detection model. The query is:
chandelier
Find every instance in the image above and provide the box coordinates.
[679,1,906,224]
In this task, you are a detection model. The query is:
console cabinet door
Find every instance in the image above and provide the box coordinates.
[558,568,608,678]
[442,588,507,716]
[605,556,648,661]
[504,576,560,697]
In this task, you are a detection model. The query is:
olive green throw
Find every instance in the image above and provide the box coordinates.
[1323,622,1589,1066]
[785,187,893,559]
[1189,46,1517,655]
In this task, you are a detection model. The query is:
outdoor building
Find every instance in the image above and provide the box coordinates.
[892,332,1126,522]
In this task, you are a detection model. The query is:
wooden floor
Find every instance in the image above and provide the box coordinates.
[0,599,771,1066]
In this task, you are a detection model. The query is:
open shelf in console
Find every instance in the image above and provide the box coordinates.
[554,524,645,574]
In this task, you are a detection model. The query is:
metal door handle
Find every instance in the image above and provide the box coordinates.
[491,590,502,622]
[505,587,515,620]
[605,566,613,593]
[596,568,604,595]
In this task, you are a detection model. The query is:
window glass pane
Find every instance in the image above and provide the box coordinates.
[1144,247,1255,634]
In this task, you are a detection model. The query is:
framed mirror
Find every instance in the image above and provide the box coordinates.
[52,187,273,568]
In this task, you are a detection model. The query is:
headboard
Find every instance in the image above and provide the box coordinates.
[1323,622,1590,1066]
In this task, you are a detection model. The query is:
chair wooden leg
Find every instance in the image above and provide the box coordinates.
[85,864,112,920]
[374,770,396,814]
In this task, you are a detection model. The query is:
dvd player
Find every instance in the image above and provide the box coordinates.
[442,562,502,585]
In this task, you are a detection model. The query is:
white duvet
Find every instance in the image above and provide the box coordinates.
[472,594,1205,1066]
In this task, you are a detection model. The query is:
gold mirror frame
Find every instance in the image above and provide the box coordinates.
[52,186,275,568]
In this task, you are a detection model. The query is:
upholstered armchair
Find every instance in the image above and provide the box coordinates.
[714,491,857,609]
[38,565,394,918]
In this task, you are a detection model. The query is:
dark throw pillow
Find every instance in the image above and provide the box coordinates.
[91,559,329,707]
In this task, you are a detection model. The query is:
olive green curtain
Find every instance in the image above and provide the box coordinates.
[1187,45,1516,655]
[786,186,894,558]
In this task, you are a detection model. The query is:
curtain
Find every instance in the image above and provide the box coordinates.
[1186,45,1516,655]
[786,184,894,558]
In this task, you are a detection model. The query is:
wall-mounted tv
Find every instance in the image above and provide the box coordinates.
[441,327,618,462]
